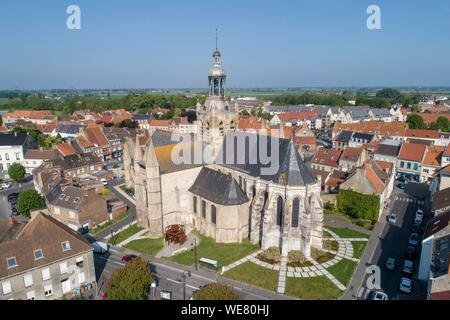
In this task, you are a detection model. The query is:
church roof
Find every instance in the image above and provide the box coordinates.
[189,167,249,206]
[217,131,316,186]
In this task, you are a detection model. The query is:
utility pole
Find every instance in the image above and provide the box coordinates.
[182,272,186,300]
[193,238,198,271]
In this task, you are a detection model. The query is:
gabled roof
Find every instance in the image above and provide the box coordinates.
[55,143,77,157]
[405,129,440,139]
[0,213,92,279]
[374,144,401,157]
[276,111,318,122]
[335,130,353,143]
[83,126,109,147]
[340,147,362,163]
[189,167,249,206]
[312,148,342,167]
[398,143,427,162]
[0,133,30,146]
[55,124,84,135]
[25,149,58,160]
[423,146,444,167]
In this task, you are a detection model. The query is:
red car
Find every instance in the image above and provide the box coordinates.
[121,254,138,263]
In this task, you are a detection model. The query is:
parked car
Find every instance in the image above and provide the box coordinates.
[121,254,138,263]
[388,214,399,224]
[412,223,422,234]
[408,233,419,247]
[7,193,19,202]
[399,277,412,294]
[101,178,109,186]
[405,246,416,260]
[402,260,414,274]
[398,183,407,190]
[385,257,396,271]
[368,291,388,300]
[0,183,11,190]
[415,209,424,223]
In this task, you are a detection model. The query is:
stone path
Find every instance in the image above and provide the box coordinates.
[221,227,366,295]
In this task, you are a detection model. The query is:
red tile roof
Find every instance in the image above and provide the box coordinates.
[238,116,269,130]
[3,110,53,120]
[340,147,362,162]
[405,129,440,139]
[297,136,316,145]
[83,126,109,146]
[55,143,77,157]
[312,148,342,167]
[364,165,385,193]
[398,143,427,162]
[149,119,171,127]
[333,121,407,138]
[277,112,318,122]
[423,146,444,166]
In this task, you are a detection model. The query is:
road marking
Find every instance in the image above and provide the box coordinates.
[357,287,365,298]
[151,261,216,283]
[113,261,125,266]
[165,277,199,290]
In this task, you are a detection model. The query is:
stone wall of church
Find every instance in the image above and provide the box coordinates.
[160,167,203,228]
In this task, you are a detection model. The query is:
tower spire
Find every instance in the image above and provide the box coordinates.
[215,28,218,50]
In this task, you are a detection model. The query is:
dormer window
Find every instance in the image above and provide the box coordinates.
[33,249,44,260]
[7,257,18,269]
[74,197,80,203]
[61,241,71,252]
[59,194,65,200]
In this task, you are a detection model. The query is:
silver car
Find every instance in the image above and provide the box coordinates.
[402,260,414,274]
[400,277,412,294]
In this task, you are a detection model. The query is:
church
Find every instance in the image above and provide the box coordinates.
[122,45,323,257]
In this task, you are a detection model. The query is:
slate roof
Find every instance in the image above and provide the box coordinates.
[432,187,450,211]
[189,167,249,206]
[351,132,374,143]
[266,105,313,113]
[45,185,86,210]
[374,144,401,157]
[371,108,392,117]
[217,131,316,186]
[55,124,84,135]
[0,133,29,146]
[335,130,353,143]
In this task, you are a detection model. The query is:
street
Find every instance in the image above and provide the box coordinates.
[94,245,292,300]
[0,180,35,221]
[344,182,430,300]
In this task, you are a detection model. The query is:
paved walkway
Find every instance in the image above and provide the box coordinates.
[221,227,364,295]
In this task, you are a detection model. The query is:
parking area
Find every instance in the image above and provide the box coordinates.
[0,180,34,221]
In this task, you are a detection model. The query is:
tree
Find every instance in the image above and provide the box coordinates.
[192,283,239,300]
[17,189,46,218]
[376,88,401,100]
[407,114,427,129]
[8,163,26,182]
[411,104,421,112]
[119,119,138,129]
[108,258,152,300]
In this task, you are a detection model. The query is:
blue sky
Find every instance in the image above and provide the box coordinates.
[1,0,449,89]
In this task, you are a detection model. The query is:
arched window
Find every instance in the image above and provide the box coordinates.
[239,176,242,187]
[230,120,235,130]
[193,196,198,214]
[292,198,300,228]
[211,205,217,224]
[276,196,283,227]
[201,200,206,219]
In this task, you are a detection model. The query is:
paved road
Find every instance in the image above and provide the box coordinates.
[94,246,292,300]
[91,178,137,240]
[343,182,430,300]
[0,180,35,221]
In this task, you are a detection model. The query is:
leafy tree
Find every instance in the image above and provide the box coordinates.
[118,119,138,129]
[376,88,401,100]
[8,163,26,182]
[173,107,183,118]
[411,104,421,112]
[407,114,427,129]
[337,189,380,221]
[192,283,239,300]
[17,189,46,218]
[108,258,152,300]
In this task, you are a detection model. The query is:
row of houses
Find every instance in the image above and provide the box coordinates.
[266,105,406,127]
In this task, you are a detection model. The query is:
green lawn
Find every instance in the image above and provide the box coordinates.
[167,232,259,267]
[108,224,143,245]
[327,227,370,239]
[327,258,358,286]
[352,242,368,259]
[124,237,164,257]
[90,213,129,235]
[285,276,342,300]
[223,261,279,292]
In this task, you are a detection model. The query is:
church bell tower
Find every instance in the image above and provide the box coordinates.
[197,30,238,157]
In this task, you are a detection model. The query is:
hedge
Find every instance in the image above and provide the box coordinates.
[336,189,380,221]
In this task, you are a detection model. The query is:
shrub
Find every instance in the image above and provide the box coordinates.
[323,240,339,252]
[108,258,152,300]
[17,189,46,218]
[337,190,380,221]
[287,250,313,267]
[311,247,335,264]
[257,247,281,265]
[192,283,239,300]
